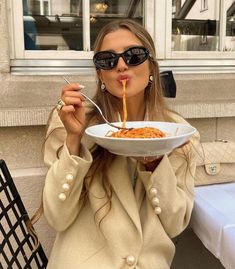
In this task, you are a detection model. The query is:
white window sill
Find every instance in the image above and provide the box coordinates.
[10,58,235,75]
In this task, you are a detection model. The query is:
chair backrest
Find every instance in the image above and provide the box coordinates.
[160,70,177,98]
[0,159,48,269]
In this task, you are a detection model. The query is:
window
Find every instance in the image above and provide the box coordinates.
[11,0,145,57]
[23,0,143,51]
[170,0,235,55]
[8,0,235,74]
[172,0,219,52]
[201,0,208,12]
[154,0,235,73]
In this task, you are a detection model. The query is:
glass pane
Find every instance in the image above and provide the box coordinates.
[32,1,40,15]
[23,0,83,50]
[43,1,49,15]
[90,0,144,50]
[225,0,235,51]
[23,0,144,51]
[172,0,220,51]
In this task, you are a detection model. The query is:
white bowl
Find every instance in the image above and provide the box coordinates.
[85,121,196,157]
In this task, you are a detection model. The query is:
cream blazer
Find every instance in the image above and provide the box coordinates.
[43,110,199,269]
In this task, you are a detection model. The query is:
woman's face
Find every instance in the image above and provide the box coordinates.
[97,28,151,101]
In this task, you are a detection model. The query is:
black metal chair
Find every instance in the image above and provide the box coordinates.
[0,159,48,269]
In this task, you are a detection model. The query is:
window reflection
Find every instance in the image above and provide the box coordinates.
[23,0,143,51]
[23,0,83,50]
[172,0,220,51]
[89,0,143,49]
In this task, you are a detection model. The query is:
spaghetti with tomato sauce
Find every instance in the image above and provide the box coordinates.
[109,127,166,138]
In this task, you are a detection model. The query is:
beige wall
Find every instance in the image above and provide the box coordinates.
[1,0,235,268]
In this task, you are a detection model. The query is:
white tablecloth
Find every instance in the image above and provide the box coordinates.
[191,182,235,269]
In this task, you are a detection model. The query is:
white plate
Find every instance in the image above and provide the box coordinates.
[85,121,196,157]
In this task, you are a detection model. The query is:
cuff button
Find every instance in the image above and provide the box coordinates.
[126,255,135,266]
[151,197,160,206]
[66,173,74,183]
[154,207,162,215]
[58,193,67,201]
[62,183,70,191]
[149,187,158,196]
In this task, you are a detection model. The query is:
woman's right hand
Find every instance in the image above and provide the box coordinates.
[58,83,85,155]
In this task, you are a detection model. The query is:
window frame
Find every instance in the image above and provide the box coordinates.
[164,0,235,59]
[10,0,148,60]
[8,0,235,75]
[201,0,208,12]
[10,0,93,60]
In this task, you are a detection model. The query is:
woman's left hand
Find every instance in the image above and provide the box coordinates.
[133,156,163,172]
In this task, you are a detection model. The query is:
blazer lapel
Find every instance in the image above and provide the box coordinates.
[134,176,145,212]
[108,156,142,236]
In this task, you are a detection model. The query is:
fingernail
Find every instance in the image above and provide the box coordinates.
[77,84,85,89]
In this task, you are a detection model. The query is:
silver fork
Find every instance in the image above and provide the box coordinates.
[63,77,130,130]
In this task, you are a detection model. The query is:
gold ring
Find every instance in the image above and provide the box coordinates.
[56,99,65,111]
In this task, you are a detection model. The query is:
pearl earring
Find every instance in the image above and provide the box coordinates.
[149,75,153,82]
[100,82,106,92]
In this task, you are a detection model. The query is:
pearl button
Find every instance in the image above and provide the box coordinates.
[66,173,74,183]
[62,183,70,191]
[151,197,159,206]
[58,193,67,201]
[154,207,162,215]
[149,187,158,196]
[126,255,135,266]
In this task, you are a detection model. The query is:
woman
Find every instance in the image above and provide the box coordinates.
[43,19,199,269]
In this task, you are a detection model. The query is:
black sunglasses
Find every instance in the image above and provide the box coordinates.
[93,46,150,70]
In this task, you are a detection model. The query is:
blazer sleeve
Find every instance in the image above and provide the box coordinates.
[138,116,200,238]
[42,109,93,232]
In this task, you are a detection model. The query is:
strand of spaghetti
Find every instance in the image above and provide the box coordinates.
[121,79,127,128]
